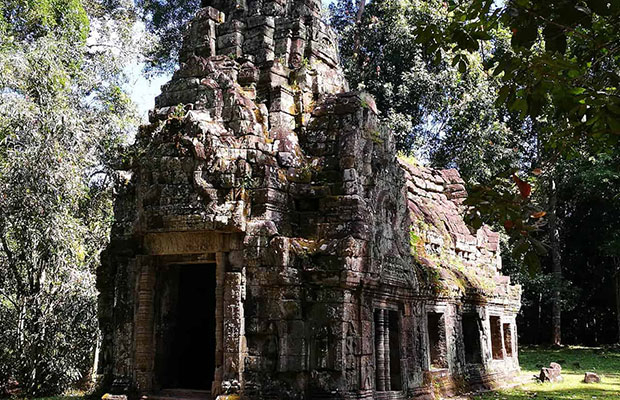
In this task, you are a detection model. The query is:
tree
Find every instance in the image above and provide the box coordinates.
[136,0,201,75]
[329,0,534,183]
[410,0,620,345]
[417,0,620,152]
[0,0,140,395]
[555,151,620,344]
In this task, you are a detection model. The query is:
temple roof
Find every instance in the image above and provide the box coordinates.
[399,157,519,300]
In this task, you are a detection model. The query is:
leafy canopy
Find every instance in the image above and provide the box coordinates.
[329,0,535,183]
[416,0,620,154]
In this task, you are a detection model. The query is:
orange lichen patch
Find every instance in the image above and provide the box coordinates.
[304,100,316,113]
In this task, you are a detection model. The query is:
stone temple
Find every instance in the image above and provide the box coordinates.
[96,0,522,398]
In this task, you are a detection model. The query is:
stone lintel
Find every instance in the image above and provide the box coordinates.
[143,231,242,255]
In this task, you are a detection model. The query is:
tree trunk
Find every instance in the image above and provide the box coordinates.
[549,178,562,346]
[356,0,366,24]
[536,292,542,344]
[614,257,620,344]
[92,334,101,382]
[354,0,366,69]
[17,300,26,349]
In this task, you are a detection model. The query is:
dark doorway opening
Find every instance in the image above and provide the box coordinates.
[387,310,402,390]
[157,263,217,390]
[462,314,482,364]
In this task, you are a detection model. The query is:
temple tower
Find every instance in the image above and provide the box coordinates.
[97,1,521,399]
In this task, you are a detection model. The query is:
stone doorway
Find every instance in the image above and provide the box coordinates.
[154,262,217,391]
[133,233,245,395]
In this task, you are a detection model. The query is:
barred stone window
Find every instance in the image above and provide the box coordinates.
[462,314,482,364]
[490,316,504,360]
[503,323,513,357]
[427,312,448,369]
[374,309,402,391]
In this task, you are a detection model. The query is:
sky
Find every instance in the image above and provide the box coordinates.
[128,0,336,119]
[127,66,170,120]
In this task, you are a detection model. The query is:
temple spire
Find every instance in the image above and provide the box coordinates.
[201,0,322,17]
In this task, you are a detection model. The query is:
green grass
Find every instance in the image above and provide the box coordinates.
[32,398,84,400]
[25,347,620,400]
[472,346,620,400]
[22,389,86,400]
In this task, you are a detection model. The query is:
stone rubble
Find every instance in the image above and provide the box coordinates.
[583,372,601,384]
[539,362,563,383]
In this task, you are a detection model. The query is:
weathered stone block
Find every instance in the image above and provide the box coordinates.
[539,362,563,383]
[584,372,601,383]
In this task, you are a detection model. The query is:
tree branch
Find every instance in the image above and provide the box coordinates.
[0,222,25,295]
[519,5,593,42]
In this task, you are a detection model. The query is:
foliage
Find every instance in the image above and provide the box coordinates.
[473,346,620,400]
[0,0,139,396]
[417,0,620,153]
[555,151,620,344]
[136,0,200,75]
[495,149,620,345]
[464,168,548,272]
[0,0,90,43]
[410,0,620,265]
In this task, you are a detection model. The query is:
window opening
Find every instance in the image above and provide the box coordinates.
[427,312,448,369]
[490,316,504,360]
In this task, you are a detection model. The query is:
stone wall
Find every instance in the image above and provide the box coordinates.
[97,1,521,399]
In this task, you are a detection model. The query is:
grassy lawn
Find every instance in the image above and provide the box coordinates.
[472,346,620,400]
[25,347,620,400]
[28,396,86,400]
[23,390,87,400]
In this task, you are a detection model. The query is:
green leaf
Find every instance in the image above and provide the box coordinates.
[530,238,547,256]
[524,250,541,274]
[433,51,442,66]
[607,103,620,115]
[458,59,467,73]
[607,116,620,134]
[510,97,528,118]
[512,239,529,258]
[570,87,586,95]
[497,85,512,104]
